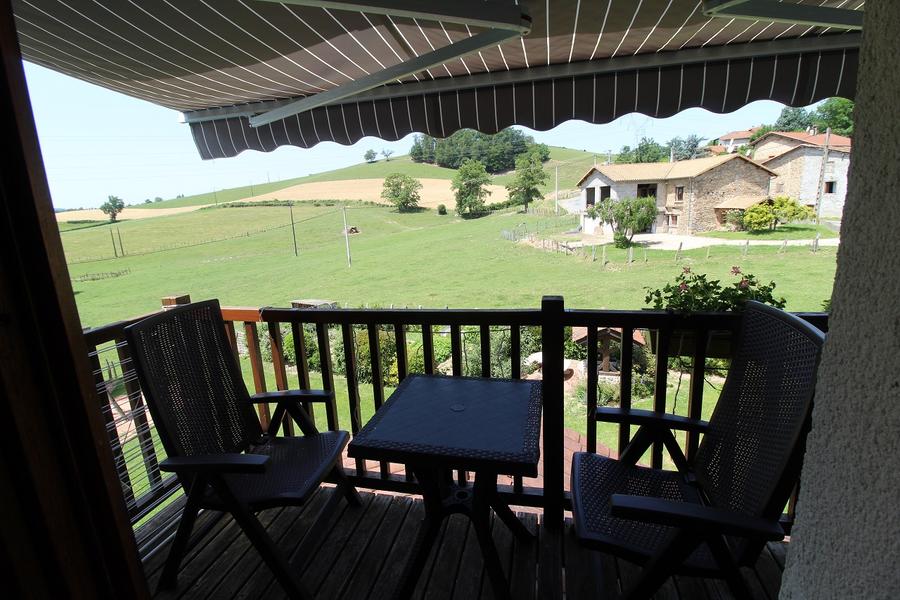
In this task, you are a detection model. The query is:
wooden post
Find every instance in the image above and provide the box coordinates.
[541,296,565,528]
[289,203,298,256]
[674,241,682,262]
[161,294,191,308]
[110,228,118,258]
[781,240,788,254]
[812,233,820,253]
[342,205,352,267]
[814,127,832,226]
[601,244,607,266]
[591,245,596,262]
[116,228,124,256]
[706,245,711,260]
[743,240,749,257]
[628,246,633,265]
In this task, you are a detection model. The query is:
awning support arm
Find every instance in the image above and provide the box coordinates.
[248,0,530,127]
[702,0,863,30]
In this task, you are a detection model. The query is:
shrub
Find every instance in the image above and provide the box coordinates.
[599,196,657,243]
[613,231,630,248]
[742,203,775,232]
[724,209,745,230]
[437,203,447,215]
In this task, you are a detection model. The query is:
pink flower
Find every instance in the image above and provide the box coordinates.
[679,283,689,292]
[731,266,742,275]
[739,279,749,289]
[682,266,692,274]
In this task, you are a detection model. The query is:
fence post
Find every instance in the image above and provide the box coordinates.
[674,241,682,262]
[541,295,565,529]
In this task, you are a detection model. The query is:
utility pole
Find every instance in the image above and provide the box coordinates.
[289,203,298,257]
[813,127,832,226]
[607,149,612,164]
[341,205,352,267]
[555,165,559,215]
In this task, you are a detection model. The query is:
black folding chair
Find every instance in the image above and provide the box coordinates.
[571,301,825,599]
[125,300,359,600]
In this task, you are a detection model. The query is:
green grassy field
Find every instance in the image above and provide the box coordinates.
[698,223,838,240]
[65,202,836,328]
[141,147,596,210]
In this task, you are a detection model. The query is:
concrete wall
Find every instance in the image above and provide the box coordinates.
[687,159,771,233]
[754,136,801,160]
[578,171,665,234]
[779,3,900,598]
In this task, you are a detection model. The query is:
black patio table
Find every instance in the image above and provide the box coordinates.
[348,374,542,600]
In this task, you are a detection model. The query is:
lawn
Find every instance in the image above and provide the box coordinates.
[698,223,838,240]
[66,202,837,328]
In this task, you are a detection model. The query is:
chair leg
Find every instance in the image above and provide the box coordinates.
[157,476,204,591]
[331,464,361,506]
[210,477,312,600]
[708,535,753,600]
[623,531,702,600]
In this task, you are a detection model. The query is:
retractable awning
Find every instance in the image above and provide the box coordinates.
[13,1,862,160]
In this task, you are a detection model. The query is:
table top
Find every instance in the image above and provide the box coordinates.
[348,374,542,476]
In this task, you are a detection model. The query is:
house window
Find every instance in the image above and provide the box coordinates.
[675,186,684,201]
[824,181,836,194]
[600,186,611,201]
[586,187,596,206]
[669,215,678,227]
[775,182,785,193]
[637,183,657,198]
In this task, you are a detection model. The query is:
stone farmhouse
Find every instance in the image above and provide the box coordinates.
[751,131,852,218]
[574,154,775,235]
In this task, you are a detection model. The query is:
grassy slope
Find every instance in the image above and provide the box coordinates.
[66,203,836,327]
[139,147,596,210]
[698,224,838,240]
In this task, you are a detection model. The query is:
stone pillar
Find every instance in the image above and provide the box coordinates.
[779,4,900,598]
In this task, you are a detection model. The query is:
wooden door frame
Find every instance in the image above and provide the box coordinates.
[0,1,148,596]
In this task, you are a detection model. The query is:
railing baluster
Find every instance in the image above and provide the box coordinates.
[652,327,671,469]
[115,339,161,487]
[289,322,314,423]
[223,320,239,363]
[510,325,521,380]
[342,324,365,475]
[244,321,270,431]
[268,323,294,436]
[422,323,435,375]
[686,328,708,461]
[394,323,407,382]
[619,327,634,456]
[586,327,598,455]
[480,324,491,377]
[316,323,338,431]
[89,348,136,512]
[368,324,389,479]
[541,296,566,528]
[450,324,462,376]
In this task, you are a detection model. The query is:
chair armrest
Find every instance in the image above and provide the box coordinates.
[595,407,709,433]
[250,389,333,404]
[160,454,269,474]
[610,494,784,540]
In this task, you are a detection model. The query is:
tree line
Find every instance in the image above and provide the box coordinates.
[409,129,550,173]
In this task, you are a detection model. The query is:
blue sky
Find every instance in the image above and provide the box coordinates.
[24,62,803,210]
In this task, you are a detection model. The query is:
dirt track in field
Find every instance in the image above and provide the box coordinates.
[56,206,202,222]
[239,178,509,208]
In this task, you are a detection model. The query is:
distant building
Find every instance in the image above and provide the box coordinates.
[751,131,852,218]
[716,127,763,152]
[575,155,775,235]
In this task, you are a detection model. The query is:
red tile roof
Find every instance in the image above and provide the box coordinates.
[718,127,762,141]
[751,130,852,149]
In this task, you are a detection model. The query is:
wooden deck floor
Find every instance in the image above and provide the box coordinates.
[144,488,788,600]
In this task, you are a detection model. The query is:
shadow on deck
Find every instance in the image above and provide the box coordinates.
[144,488,787,600]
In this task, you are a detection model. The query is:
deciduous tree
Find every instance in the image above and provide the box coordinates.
[364,149,377,162]
[505,149,548,212]
[381,173,422,212]
[599,196,657,245]
[99,195,125,222]
[452,159,491,216]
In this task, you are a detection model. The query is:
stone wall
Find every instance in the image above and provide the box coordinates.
[765,148,851,218]
[779,2,900,598]
[687,159,771,233]
[754,136,801,160]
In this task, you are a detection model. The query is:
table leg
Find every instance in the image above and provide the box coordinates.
[472,473,512,600]
[395,467,445,600]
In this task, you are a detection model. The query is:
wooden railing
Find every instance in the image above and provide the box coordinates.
[82,296,827,553]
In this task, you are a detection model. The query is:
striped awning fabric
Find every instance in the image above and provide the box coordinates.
[13,1,862,160]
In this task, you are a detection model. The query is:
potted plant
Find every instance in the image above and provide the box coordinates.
[644,266,786,357]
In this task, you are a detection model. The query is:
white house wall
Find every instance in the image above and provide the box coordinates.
[767,147,850,219]
[578,171,666,234]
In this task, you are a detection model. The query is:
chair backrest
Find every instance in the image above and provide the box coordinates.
[694,301,824,555]
[125,300,261,459]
